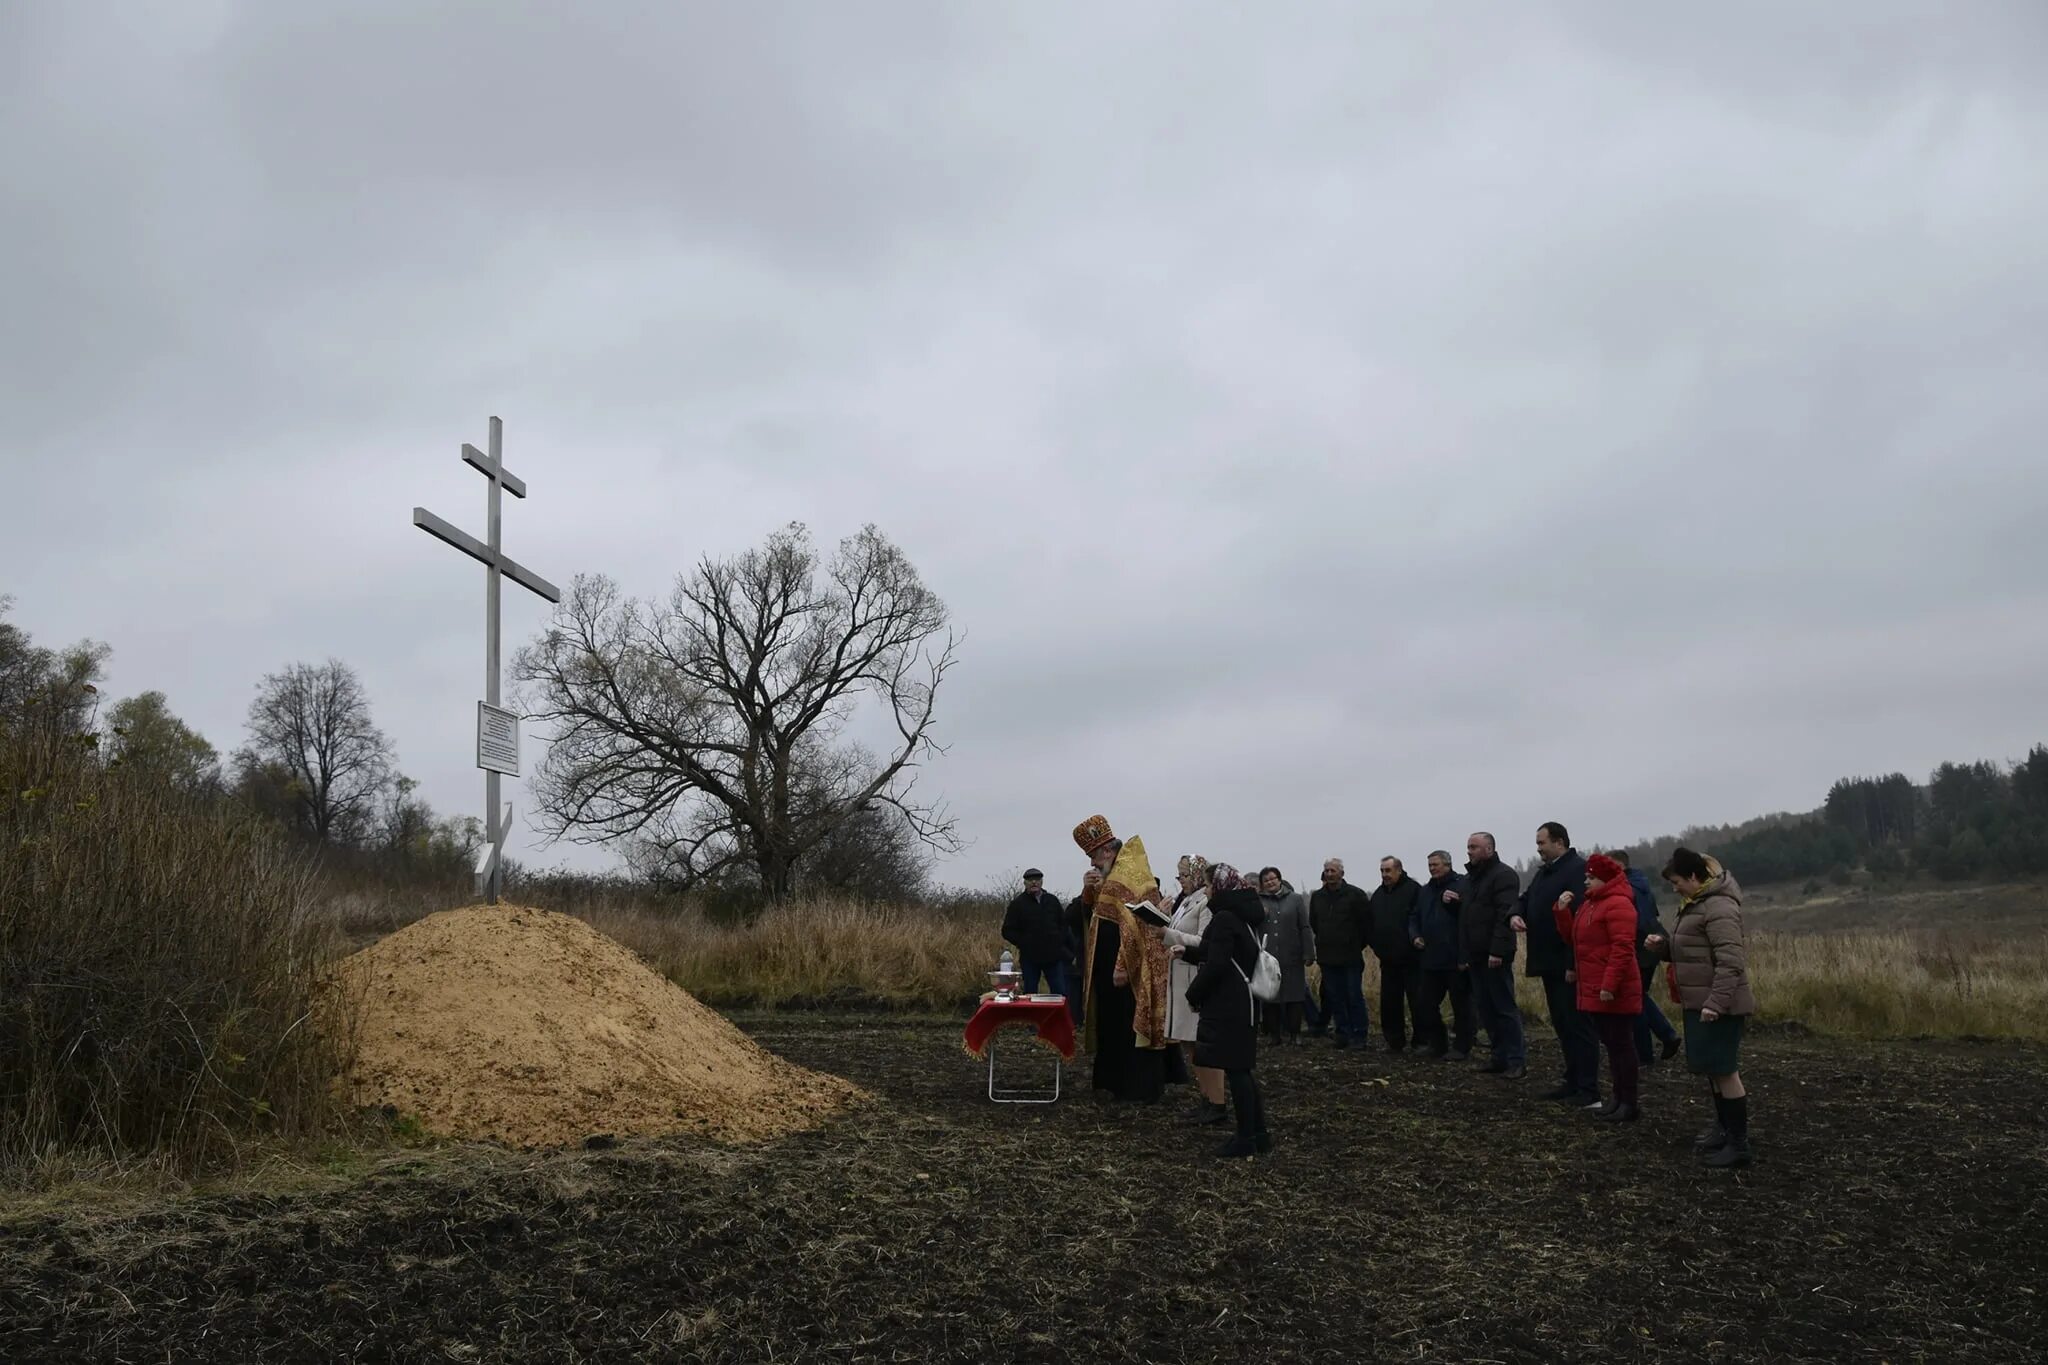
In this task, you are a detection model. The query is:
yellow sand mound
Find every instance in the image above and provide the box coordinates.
[333,905,865,1147]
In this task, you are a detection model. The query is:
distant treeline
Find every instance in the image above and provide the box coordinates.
[1623,751,2048,887]
[0,595,936,912]
[12,594,2047,905]
[1,596,482,890]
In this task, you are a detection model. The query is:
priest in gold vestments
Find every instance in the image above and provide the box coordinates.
[1072,814,1175,1103]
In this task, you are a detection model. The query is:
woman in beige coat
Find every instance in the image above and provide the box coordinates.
[1164,855,1226,1124]
[1646,847,1760,1168]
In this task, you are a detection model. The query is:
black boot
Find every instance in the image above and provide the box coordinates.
[1661,1035,1681,1062]
[1694,1093,1729,1153]
[1221,1072,1265,1156]
[1597,1101,1640,1123]
[1701,1095,1752,1167]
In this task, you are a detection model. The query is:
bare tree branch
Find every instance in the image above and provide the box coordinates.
[512,524,960,900]
[239,659,393,844]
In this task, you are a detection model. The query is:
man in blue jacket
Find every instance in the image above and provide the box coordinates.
[1615,850,1681,1066]
[1513,822,1599,1106]
[1408,850,1474,1060]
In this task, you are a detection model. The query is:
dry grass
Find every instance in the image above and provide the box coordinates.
[1508,932,2048,1043]
[1738,928,2048,1041]
[324,883,2048,1044]
[581,900,990,1009]
[0,730,347,1187]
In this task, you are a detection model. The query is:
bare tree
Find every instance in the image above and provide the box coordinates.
[239,659,394,844]
[795,798,935,902]
[514,522,960,901]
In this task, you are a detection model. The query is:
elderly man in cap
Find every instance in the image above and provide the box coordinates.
[1002,867,1070,999]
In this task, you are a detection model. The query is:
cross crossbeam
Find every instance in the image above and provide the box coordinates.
[412,416,559,904]
[411,508,561,602]
[462,443,527,498]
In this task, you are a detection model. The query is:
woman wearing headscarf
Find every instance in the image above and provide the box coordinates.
[1553,853,1645,1122]
[1178,864,1271,1158]
[1646,848,1760,1167]
[1164,854,1224,1123]
[1256,866,1316,1043]
[1072,815,1174,1104]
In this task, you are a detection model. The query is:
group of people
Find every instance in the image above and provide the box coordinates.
[1000,817,1759,1166]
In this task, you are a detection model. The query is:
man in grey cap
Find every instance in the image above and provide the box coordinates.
[1002,868,1070,998]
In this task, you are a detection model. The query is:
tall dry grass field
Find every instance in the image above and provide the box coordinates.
[1740,929,2048,1041]
[0,730,344,1186]
[1507,924,2048,1043]
[418,888,2048,1043]
[581,899,992,1008]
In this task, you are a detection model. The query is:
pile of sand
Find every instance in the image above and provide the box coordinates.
[332,905,865,1147]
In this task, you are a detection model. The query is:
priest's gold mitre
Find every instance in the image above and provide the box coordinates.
[1106,835,1157,903]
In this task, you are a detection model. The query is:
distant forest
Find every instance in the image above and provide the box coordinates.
[1619,750,2048,888]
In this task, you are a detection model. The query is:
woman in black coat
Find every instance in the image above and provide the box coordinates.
[1178,866,1270,1158]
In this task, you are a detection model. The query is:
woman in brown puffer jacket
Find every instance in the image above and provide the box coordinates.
[1646,847,1759,1168]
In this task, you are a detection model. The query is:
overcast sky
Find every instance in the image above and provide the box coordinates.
[5,2,2046,896]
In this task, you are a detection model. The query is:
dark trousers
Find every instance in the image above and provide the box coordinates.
[1261,1002,1305,1039]
[1020,957,1069,1001]
[1417,967,1475,1055]
[1226,1068,1267,1138]
[1635,982,1678,1059]
[1378,958,1424,1050]
[1323,963,1368,1040]
[1540,971,1603,1096]
[1592,1012,1640,1106]
[1471,955,1525,1068]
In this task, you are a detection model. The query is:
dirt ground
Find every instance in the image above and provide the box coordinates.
[3,1016,2044,1363]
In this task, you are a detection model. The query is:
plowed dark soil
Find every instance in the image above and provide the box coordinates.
[4,1019,2044,1363]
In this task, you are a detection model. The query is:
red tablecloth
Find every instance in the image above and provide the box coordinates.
[962,997,1076,1062]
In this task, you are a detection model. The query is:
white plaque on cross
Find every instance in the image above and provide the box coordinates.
[476,701,521,776]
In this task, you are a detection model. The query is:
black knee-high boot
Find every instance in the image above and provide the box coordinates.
[1701,1093,1753,1167]
[1218,1070,1261,1158]
[1695,1086,1728,1152]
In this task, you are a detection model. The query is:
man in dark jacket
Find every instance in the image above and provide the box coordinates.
[1369,857,1425,1053]
[1458,832,1525,1078]
[1515,823,1598,1106]
[1002,869,1069,999]
[1616,850,1681,1066]
[1408,850,1474,1060]
[1310,858,1372,1049]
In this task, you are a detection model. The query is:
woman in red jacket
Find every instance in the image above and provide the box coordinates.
[1554,853,1645,1122]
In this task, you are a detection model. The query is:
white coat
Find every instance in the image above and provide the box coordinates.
[1163,887,1211,1045]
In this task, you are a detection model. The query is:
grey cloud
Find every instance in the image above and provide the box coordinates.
[4,2,2046,894]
